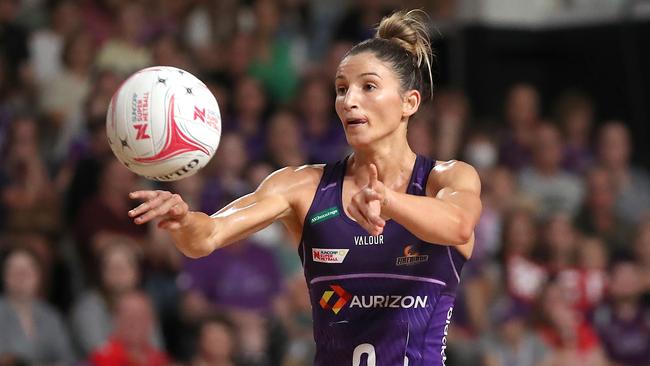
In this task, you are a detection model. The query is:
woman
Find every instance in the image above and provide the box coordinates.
[0,247,73,365]
[70,238,164,357]
[130,10,481,365]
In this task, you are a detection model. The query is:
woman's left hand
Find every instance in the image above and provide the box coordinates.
[348,164,390,236]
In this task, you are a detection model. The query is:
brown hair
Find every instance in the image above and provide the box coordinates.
[346,9,436,102]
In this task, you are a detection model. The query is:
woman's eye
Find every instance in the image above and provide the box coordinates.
[336,86,347,95]
[364,84,376,91]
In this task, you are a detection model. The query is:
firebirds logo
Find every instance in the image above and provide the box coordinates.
[319,285,428,314]
[396,244,429,266]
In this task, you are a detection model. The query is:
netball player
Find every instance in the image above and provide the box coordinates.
[129,10,481,365]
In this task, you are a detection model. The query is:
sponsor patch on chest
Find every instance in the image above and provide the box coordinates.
[312,248,349,263]
[309,207,340,225]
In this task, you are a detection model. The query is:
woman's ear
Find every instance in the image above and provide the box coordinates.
[402,89,421,118]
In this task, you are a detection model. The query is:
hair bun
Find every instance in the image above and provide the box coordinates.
[375,9,435,101]
[376,9,432,69]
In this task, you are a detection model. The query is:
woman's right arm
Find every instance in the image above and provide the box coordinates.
[129,167,308,258]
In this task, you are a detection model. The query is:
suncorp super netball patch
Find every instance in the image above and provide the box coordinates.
[312,248,349,263]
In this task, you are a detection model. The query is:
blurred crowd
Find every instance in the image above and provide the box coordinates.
[0,0,649,366]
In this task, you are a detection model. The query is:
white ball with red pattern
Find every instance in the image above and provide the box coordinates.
[106,66,221,181]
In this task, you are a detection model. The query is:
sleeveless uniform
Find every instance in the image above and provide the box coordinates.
[299,155,467,366]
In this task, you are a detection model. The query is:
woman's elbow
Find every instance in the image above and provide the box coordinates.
[452,214,474,245]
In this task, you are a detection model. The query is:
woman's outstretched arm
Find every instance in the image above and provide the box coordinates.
[128,167,313,258]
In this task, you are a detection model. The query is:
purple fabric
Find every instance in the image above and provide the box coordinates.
[300,155,467,365]
[498,132,532,172]
[562,144,594,174]
[594,303,650,366]
[181,240,282,313]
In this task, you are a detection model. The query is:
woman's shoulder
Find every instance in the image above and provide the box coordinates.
[265,164,326,188]
[72,290,106,312]
[428,159,481,190]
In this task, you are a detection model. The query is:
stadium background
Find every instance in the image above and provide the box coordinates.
[0,0,649,365]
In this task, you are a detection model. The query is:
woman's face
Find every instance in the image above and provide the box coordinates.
[334,52,408,148]
[505,212,537,255]
[101,246,138,293]
[3,251,40,300]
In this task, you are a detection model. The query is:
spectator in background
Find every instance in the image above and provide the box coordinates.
[0,116,61,236]
[264,109,308,170]
[71,239,165,357]
[553,90,595,174]
[498,83,541,171]
[322,39,354,81]
[39,30,95,163]
[200,132,251,214]
[462,130,499,175]
[277,273,316,366]
[178,239,282,365]
[542,215,608,317]
[574,167,632,252]
[541,213,578,273]
[95,2,152,76]
[150,32,192,73]
[297,73,347,164]
[593,258,650,366]
[536,281,608,366]
[500,208,547,307]
[29,0,81,84]
[89,291,170,366]
[633,221,650,297]
[73,158,147,283]
[432,89,469,160]
[407,106,435,158]
[229,76,268,160]
[80,0,122,45]
[179,239,282,316]
[61,69,122,216]
[0,55,13,158]
[597,121,650,226]
[333,0,390,44]
[182,1,222,73]
[191,316,237,366]
[575,237,608,317]
[247,0,298,103]
[0,247,74,365]
[519,123,584,219]
[222,32,254,83]
[307,0,348,61]
[461,166,519,334]
[480,297,551,366]
[0,0,31,96]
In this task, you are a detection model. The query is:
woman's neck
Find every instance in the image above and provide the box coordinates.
[9,296,34,310]
[350,139,416,190]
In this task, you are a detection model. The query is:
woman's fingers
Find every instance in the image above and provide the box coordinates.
[129,190,159,201]
[129,191,167,217]
[128,190,188,225]
[349,199,384,236]
[348,203,372,232]
[137,194,182,224]
[169,201,188,218]
[360,189,385,228]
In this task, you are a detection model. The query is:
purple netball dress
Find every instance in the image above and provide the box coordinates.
[299,155,467,366]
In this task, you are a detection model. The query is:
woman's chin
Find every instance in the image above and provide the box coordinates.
[345,136,374,150]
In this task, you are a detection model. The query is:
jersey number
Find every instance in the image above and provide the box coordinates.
[352,343,409,366]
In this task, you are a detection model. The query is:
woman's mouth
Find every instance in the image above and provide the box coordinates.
[346,118,368,126]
